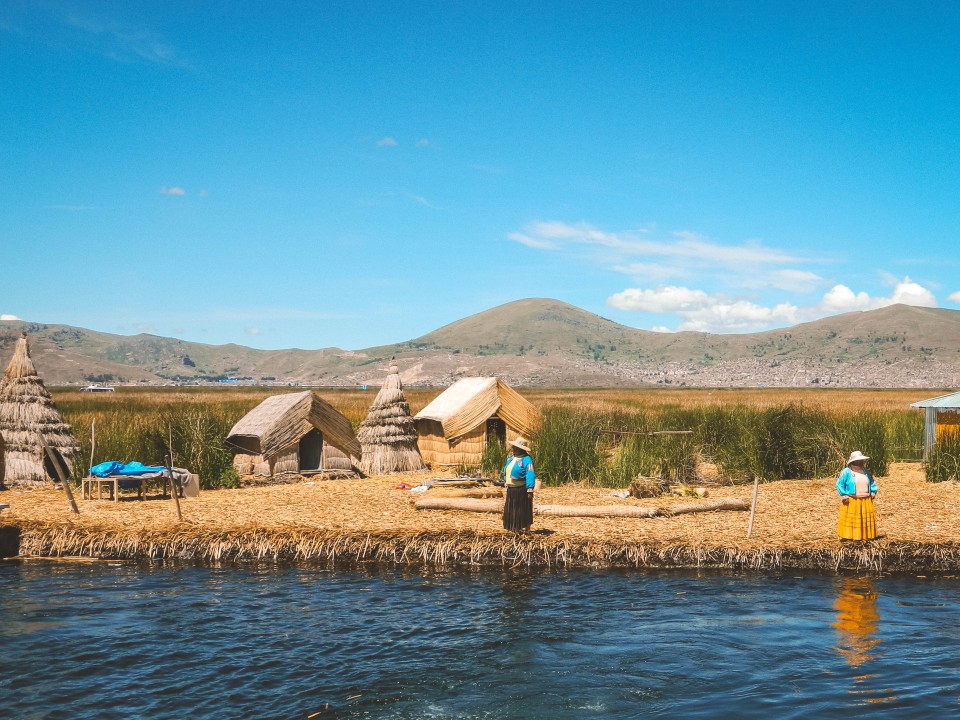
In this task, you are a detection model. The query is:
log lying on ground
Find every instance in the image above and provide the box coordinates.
[414,497,749,517]
[428,487,504,499]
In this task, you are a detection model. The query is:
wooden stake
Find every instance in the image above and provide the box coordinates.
[165,453,182,522]
[747,474,760,538]
[42,439,79,515]
[88,419,97,476]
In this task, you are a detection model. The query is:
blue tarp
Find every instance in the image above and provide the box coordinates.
[90,461,167,477]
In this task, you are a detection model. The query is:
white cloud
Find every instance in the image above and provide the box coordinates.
[65,14,187,67]
[376,137,398,147]
[819,284,875,312]
[607,286,711,313]
[611,262,688,282]
[891,277,937,307]
[508,221,814,296]
[819,277,937,314]
[245,327,261,336]
[417,139,430,147]
[677,301,800,333]
[506,231,557,250]
[740,269,823,293]
[607,276,940,333]
[159,186,186,196]
[1,314,21,321]
[949,291,960,304]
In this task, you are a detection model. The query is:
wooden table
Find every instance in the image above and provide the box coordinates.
[81,474,180,502]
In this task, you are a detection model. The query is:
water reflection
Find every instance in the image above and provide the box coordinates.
[832,576,899,705]
[833,576,880,667]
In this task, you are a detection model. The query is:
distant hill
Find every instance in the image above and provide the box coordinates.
[2,299,959,388]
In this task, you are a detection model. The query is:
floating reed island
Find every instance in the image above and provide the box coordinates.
[3,462,959,573]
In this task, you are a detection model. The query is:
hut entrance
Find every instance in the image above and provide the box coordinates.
[486,418,506,448]
[299,429,323,472]
[42,446,70,484]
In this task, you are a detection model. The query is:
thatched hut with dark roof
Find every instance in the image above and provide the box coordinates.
[357,363,424,475]
[0,333,80,486]
[226,391,362,481]
[414,377,542,467]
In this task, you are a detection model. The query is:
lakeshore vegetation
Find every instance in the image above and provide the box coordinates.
[48,386,957,489]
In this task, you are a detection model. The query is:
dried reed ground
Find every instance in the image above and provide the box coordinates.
[2,463,959,571]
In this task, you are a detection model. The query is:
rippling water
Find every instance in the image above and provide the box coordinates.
[1,561,958,719]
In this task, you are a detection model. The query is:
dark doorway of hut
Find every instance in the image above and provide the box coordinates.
[486,418,506,448]
[299,429,323,473]
[43,447,70,487]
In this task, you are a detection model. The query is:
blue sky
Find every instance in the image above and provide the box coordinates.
[2,1,959,350]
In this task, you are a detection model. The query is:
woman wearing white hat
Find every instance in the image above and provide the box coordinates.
[836,450,878,540]
[502,437,536,533]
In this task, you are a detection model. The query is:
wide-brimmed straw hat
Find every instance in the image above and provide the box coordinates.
[511,437,531,453]
[847,450,870,466]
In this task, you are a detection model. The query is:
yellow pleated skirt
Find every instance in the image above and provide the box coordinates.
[837,497,877,540]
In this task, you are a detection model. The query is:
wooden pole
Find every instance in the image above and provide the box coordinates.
[42,439,79,515]
[165,453,182,522]
[747,474,760,538]
[85,419,96,500]
[88,419,97,475]
[167,425,174,498]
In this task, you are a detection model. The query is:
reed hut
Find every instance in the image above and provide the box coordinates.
[357,363,425,475]
[226,391,362,480]
[911,391,960,461]
[414,377,542,467]
[0,333,80,486]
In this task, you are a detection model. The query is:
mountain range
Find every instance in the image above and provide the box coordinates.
[2,299,959,388]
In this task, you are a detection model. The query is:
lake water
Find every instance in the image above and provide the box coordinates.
[1,561,958,719]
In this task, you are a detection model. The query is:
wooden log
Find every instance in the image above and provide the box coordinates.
[416,497,502,513]
[429,487,504,499]
[415,497,750,518]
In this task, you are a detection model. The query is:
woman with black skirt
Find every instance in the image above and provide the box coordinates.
[502,437,536,532]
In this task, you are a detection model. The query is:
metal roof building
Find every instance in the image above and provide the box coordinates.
[910,391,960,461]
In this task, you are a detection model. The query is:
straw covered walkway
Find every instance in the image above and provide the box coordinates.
[2,463,959,572]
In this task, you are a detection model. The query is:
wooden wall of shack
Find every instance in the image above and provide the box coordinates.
[233,440,353,481]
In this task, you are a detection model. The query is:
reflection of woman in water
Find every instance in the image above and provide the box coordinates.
[833,576,880,667]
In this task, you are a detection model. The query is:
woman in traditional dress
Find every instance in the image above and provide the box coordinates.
[836,450,878,541]
[502,437,536,533]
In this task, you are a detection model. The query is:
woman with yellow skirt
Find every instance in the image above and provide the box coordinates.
[836,450,878,540]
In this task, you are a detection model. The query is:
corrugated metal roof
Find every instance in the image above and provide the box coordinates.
[910,391,960,409]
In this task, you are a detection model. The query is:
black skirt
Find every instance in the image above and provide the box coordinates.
[502,485,533,532]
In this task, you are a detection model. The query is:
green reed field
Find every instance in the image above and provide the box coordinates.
[52,386,948,489]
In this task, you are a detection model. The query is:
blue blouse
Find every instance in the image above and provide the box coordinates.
[503,454,536,490]
[836,466,877,497]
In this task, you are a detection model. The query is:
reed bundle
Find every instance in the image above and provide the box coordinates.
[357,364,425,475]
[414,497,749,517]
[11,522,960,573]
[0,334,79,486]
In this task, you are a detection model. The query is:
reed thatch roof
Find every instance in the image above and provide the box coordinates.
[414,376,542,440]
[226,391,361,468]
[358,364,425,475]
[0,333,80,486]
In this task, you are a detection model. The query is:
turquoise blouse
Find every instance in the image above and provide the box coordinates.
[836,466,877,497]
[503,454,536,490]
